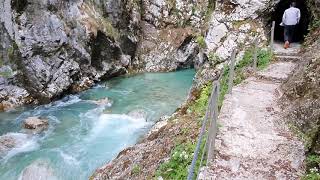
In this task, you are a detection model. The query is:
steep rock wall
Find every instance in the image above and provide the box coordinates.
[0,0,133,109]
[0,0,210,110]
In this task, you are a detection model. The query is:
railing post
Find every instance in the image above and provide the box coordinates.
[270,21,275,52]
[228,49,236,94]
[253,38,258,71]
[206,83,218,165]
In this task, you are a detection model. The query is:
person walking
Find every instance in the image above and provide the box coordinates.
[282,2,301,49]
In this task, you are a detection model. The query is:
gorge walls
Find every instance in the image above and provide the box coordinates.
[0,0,211,110]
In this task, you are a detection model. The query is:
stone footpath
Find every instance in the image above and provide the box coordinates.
[198,43,305,179]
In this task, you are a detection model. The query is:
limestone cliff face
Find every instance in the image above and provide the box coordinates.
[0,0,210,110]
[0,0,133,109]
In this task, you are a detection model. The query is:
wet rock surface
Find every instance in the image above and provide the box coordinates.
[0,133,35,158]
[22,117,49,134]
[89,97,112,107]
[0,134,17,157]
[128,109,148,120]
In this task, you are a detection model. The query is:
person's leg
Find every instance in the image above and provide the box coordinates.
[288,25,295,43]
[284,25,289,42]
[284,26,290,49]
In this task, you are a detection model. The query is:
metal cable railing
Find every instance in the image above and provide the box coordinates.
[187,21,276,180]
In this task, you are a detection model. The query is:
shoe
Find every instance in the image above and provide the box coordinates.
[284,41,290,49]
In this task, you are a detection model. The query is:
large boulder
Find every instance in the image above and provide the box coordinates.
[22,117,49,134]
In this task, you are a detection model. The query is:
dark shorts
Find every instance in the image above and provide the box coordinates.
[284,25,295,43]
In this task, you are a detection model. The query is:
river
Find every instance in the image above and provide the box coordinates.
[0,69,195,180]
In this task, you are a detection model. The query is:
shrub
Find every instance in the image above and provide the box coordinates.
[131,164,141,175]
[189,83,212,116]
[196,36,206,49]
[156,140,206,179]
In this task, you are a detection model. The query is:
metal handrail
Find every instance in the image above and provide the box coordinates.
[187,57,234,180]
[187,20,276,179]
[187,82,217,180]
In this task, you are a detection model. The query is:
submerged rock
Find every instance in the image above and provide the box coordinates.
[0,133,36,158]
[70,77,94,93]
[22,117,49,134]
[19,160,58,180]
[0,134,16,157]
[128,109,147,120]
[90,97,112,107]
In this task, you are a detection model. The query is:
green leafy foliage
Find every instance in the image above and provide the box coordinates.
[156,140,206,180]
[257,49,273,70]
[131,164,141,175]
[303,167,320,180]
[308,19,320,31]
[196,36,206,49]
[0,71,13,78]
[204,0,215,23]
[218,66,229,110]
[208,52,221,65]
[189,83,212,116]
[307,155,320,168]
[302,155,320,180]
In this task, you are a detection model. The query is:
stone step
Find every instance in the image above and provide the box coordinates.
[274,52,300,56]
[273,42,301,56]
[275,55,301,62]
[256,61,297,83]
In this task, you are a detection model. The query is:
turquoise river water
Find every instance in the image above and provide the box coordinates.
[0,69,195,180]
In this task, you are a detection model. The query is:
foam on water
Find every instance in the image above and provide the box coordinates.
[58,150,80,165]
[88,113,148,139]
[48,95,81,108]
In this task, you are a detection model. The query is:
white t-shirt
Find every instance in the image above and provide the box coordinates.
[282,7,301,26]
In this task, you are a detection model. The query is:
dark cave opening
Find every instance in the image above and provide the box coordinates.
[271,0,310,43]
